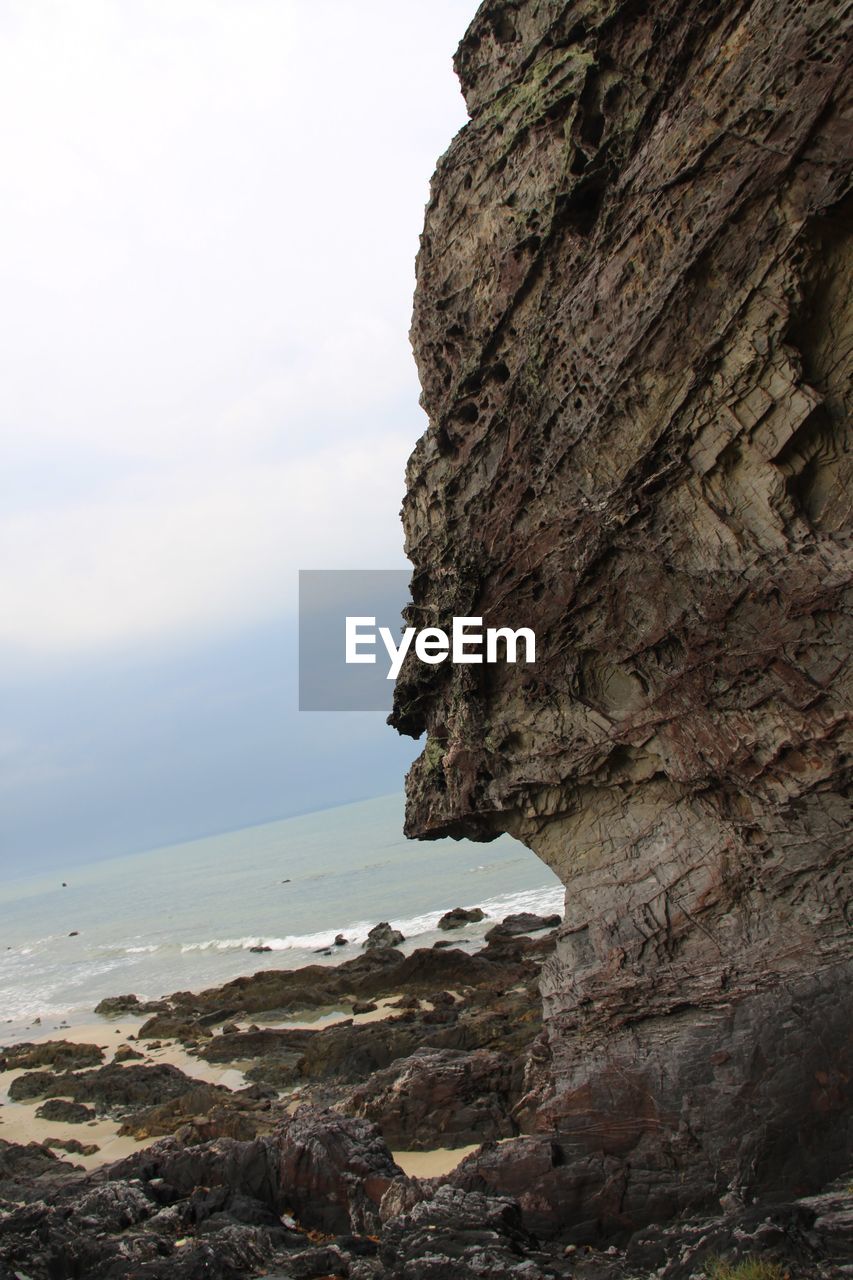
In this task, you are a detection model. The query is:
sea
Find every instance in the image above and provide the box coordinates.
[0,793,562,1044]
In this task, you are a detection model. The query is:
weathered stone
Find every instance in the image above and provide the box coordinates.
[379,1185,537,1279]
[0,1138,65,1181]
[364,922,406,951]
[483,912,561,941]
[137,1013,213,1041]
[35,1099,96,1124]
[0,1040,104,1072]
[347,1046,521,1149]
[113,1043,144,1062]
[94,993,170,1016]
[117,1083,259,1141]
[391,0,853,1229]
[44,1137,100,1157]
[437,906,486,929]
[8,1070,61,1102]
[269,1108,404,1236]
[0,1120,848,1278]
[10,1062,209,1118]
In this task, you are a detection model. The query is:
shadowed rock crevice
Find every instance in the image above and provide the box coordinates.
[390,0,852,1228]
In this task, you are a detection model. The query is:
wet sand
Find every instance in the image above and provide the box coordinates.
[0,1019,245,1171]
[0,1005,480,1178]
[392,1145,479,1178]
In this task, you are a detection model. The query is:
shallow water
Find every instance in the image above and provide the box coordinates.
[0,793,562,1041]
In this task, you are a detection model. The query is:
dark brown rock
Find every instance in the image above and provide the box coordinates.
[44,1137,99,1157]
[347,1046,521,1149]
[34,1099,96,1124]
[244,1058,303,1091]
[390,0,853,1231]
[169,941,532,1026]
[197,1026,314,1066]
[270,1107,402,1235]
[10,1062,209,1118]
[113,1043,144,1062]
[364,922,406,951]
[117,1083,256,1140]
[8,1070,62,1101]
[0,1138,66,1181]
[378,1184,538,1278]
[94,993,170,1016]
[137,1013,213,1041]
[426,990,457,1007]
[450,1133,629,1240]
[437,906,486,929]
[483,912,561,941]
[0,1115,848,1279]
[0,1040,104,1072]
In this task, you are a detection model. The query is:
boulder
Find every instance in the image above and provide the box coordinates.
[483,912,561,942]
[8,1070,61,1101]
[0,1040,104,1072]
[113,1044,144,1062]
[94,993,170,1016]
[437,906,485,930]
[12,1062,209,1118]
[449,1134,618,1240]
[270,1107,402,1235]
[117,1083,245,1140]
[363,922,405,952]
[137,1013,213,1041]
[347,1046,520,1149]
[379,1184,537,1277]
[44,1137,99,1157]
[35,1099,96,1124]
[0,1137,64,1180]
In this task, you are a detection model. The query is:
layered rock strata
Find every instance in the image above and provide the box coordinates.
[391,0,853,1226]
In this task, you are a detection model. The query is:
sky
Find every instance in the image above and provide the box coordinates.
[0,0,476,875]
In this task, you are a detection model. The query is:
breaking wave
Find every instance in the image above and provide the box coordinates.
[178,882,564,956]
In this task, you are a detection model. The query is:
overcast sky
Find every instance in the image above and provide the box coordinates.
[0,0,475,875]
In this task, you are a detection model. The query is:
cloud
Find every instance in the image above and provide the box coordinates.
[1,433,412,654]
[0,0,472,657]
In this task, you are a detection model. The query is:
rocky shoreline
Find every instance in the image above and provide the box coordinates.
[1,915,851,1277]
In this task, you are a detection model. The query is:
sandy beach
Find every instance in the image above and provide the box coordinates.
[0,1004,480,1177]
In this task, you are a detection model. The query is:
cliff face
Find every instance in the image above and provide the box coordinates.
[392,0,852,1227]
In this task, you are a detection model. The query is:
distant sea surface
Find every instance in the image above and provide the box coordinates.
[0,794,562,1043]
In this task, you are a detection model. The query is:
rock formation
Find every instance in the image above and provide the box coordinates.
[1,1119,852,1277]
[391,0,852,1228]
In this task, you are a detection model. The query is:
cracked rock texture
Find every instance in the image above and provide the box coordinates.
[391,0,852,1229]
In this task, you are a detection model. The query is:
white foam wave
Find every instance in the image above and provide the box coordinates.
[180,922,376,954]
[476,883,565,919]
[177,884,564,957]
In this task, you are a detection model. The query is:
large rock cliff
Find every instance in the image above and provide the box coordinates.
[392,0,852,1230]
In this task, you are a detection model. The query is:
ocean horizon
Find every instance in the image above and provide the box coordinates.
[0,792,562,1043]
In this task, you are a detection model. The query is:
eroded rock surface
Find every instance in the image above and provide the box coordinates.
[348,1046,521,1148]
[391,0,852,1228]
[1,1120,850,1279]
